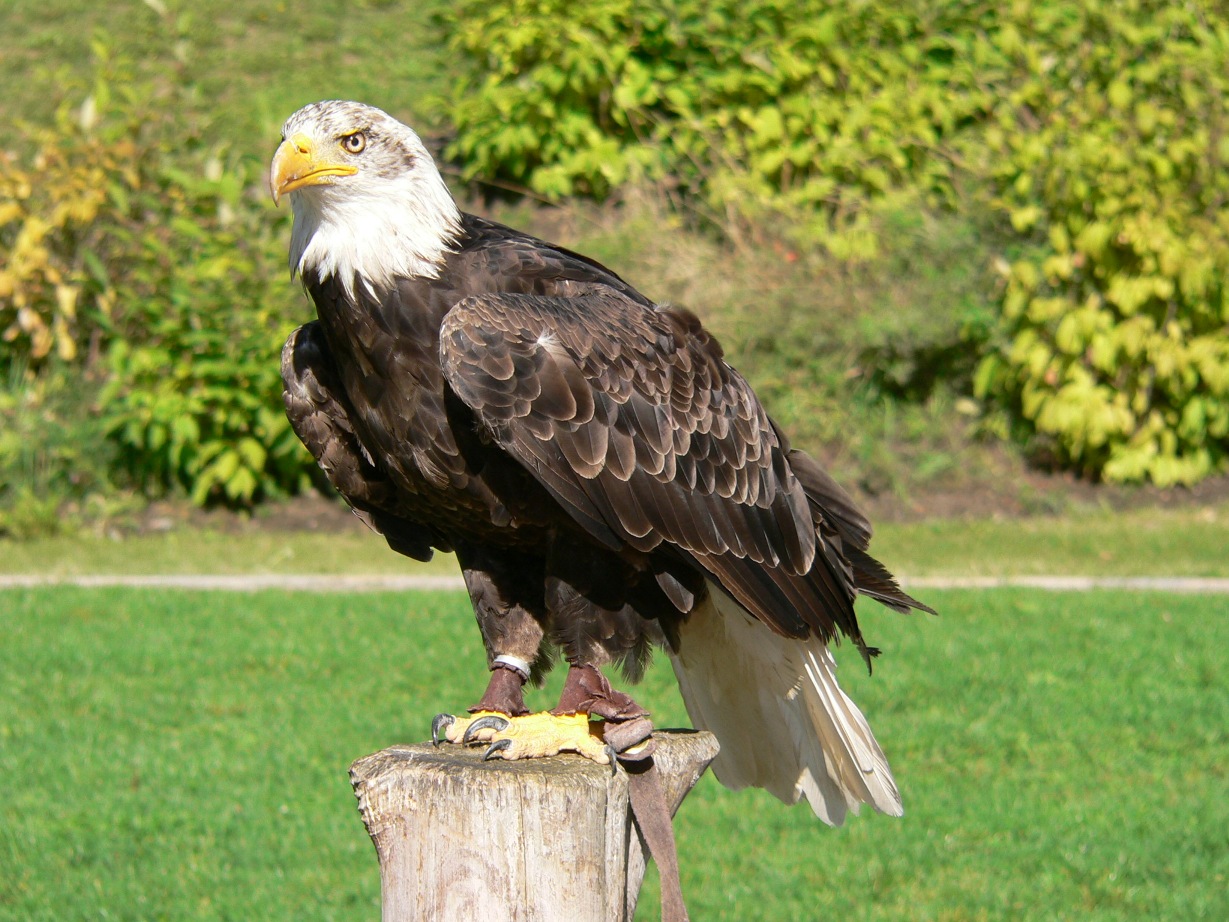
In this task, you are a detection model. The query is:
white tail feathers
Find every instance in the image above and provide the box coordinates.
[668,584,902,826]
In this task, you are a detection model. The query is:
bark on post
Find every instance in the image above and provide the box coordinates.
[350,730,719,922]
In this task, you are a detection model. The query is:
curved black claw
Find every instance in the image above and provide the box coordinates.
[483,738,513,761]
[463,714,511,744]
[604,743,619,776]
[431,713,455,746]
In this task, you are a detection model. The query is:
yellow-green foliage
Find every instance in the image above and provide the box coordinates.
[0,47,312,507]
[0,112,135,366]
[976,1,1229,486]
[444,0,998,258]
[7,6,1227,504]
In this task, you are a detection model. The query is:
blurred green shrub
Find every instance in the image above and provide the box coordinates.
[0,368,117,537]
[0,41,313,508]
[974,2,1229,486]
[443,0,997,258]
[6,3,1227,513]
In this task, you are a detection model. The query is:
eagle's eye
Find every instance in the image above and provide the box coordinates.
[341,132,367,154]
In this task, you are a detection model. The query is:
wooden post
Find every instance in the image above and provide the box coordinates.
[350,730,719,922]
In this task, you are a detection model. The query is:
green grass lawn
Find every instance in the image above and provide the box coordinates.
[3,502,1226,579]
[1,585,1224,920]
[0,528,456,578]
[868,504,1229,578]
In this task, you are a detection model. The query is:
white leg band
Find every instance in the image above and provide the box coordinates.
[493,654,531,679]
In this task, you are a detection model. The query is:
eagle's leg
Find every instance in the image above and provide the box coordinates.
[544,547,654,726]
[471,662,529,716]
[432,545,548,743]
[553,662,649,721]
[436,545,654,763]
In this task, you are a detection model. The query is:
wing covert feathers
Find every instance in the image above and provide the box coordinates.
[669,585,903,825]
[440,291,817,572]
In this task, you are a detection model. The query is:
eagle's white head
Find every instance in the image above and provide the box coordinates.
[270,100,462,296]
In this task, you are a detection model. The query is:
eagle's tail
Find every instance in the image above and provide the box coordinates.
[668,584,902,826]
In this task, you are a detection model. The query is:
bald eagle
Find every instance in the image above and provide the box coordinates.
[271,100,932,825]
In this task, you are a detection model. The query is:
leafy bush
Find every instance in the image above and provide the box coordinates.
[99,185,311,506]
[443,0,998,257]
[95,95,312,504]
[6,3,1226,514]
[975,2,1229,486]
[0,60,138,368]
[1,41,315,507]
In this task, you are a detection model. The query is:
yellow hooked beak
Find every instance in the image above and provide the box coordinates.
[269,133,358,205]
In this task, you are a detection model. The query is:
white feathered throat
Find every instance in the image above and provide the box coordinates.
[288,157,462,297]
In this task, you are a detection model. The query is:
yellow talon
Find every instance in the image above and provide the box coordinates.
[442,710,612,764]
[440,710,507,745]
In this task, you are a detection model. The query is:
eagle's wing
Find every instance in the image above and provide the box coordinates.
[439,290,871,648]
[282,321,439,560]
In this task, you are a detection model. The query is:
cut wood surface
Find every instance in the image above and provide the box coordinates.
[350,730,719,922]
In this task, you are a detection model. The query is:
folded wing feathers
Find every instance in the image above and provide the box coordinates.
[442,293,822,575]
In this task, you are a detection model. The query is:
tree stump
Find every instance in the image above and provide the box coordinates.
[350,730,719,922]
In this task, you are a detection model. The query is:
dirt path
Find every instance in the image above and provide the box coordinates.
[2,574,1227,593]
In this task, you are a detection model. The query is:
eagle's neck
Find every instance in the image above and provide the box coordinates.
[288,169,462,298]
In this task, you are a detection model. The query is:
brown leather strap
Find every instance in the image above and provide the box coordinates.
[625,756,689,922]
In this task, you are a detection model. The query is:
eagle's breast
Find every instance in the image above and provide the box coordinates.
[302,253,560,544]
